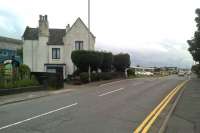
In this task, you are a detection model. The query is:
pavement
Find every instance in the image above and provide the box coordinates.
[0,75,186,133]
[165,76,200,133]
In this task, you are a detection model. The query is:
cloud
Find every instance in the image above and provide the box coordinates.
[0,9,24,39]
[96,39,193,68]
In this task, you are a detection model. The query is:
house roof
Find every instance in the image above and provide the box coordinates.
[23,27,39,40]
[66,17,96,39]
[22,17,95,45]
[23,27,65,45]
[0,36,22,44]
[47,29,65,45]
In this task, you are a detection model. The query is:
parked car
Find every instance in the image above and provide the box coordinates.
[178,71,185,76]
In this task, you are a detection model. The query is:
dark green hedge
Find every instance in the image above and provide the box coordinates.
[113,53,131,72]
[71,50,103,72]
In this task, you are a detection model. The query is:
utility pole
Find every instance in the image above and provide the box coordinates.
[88,0,90,48]
[88,0,91,82]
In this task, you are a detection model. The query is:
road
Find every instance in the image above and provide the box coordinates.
[0,76,186,133]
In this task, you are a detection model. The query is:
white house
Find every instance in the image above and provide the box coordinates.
[22,15,95,79]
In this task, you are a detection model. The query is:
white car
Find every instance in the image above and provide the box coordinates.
[144,72,154,76]
[178,71,185,76]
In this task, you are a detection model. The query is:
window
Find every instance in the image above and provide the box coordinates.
[75,41,83,50]
[52,48,60,59]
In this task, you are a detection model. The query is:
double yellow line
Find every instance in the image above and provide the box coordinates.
[134,80,188,133]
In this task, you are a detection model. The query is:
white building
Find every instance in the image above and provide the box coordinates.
[22,15,95,79]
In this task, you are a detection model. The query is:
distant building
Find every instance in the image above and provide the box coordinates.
[0,36,22,64]
[22,15,95,79]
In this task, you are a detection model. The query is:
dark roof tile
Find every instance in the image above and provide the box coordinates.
[23,27,66,45]
[47,29,65,45]
[23,27,38,40]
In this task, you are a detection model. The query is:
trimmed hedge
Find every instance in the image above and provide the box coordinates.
[79,72,123,83]
[113,53,131,72]
[0,78,39,89]
[71,50,103,72]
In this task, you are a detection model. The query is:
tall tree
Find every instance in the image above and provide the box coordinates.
[113,53,131,72]
[188,9,200,63]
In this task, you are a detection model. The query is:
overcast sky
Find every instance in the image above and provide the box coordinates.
[0,0,199,68]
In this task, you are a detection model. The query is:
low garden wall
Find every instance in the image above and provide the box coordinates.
[0,85,44,96]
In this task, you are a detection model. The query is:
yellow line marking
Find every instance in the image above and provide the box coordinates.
[134,80,188,133]
[141,81,187,133]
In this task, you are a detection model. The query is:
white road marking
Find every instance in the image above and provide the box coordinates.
[99,79,135,87]
[99,88,124,97]
[0,103,78,130]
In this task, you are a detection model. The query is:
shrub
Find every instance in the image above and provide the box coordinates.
[99,72,113,80]
[80,72,89,83]
[18,64,31,80]
[0,79,39,89]
[91,73,100,81]
[113,53,131,72]
[127,68,135,76]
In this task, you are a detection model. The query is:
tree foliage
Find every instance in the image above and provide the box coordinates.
[113,53,131,72]
[191,64,200,76]
[71,50,131,73]
[71,50,103,72]
[188,8,200,62]
[100,52,113,72]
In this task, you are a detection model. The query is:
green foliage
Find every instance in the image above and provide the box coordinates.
[113,53,131,72]
[80,72,89,83]
[99,72,113,80]
[91,73,100,81]
[71,50,103,72]
[191,64,200,76]
[127,68,135,76]
[100,52,113,72]
[0,78,39,89]
[188,8,200,63]
[18,64,31,79]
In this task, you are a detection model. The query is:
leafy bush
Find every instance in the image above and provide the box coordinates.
[0,79,39,89]
[127,68,135,76]
[113,53,131,72]
[99,72,113,80]
[91,73,100,81]
[18,64,31,79]
[80,72,89,83]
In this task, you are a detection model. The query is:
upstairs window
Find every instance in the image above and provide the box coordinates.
[52,48,60,59]
[75,41,83,50]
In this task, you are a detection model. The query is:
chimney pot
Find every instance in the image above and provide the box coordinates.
[44,15,47,21]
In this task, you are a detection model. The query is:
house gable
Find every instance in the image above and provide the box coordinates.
[66,17,95,39]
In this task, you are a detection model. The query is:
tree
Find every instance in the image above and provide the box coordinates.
[113,53,131,72]
[188,9,200,63]
[71,50,103,72]
[18,64,31,80]
[191,64,200,75]
[100,52,113,72]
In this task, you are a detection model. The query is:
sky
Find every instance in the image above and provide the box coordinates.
[0,0,199,68]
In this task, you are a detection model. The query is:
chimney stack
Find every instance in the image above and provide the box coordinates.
[66,24,70,32]
[39,14,49,36]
